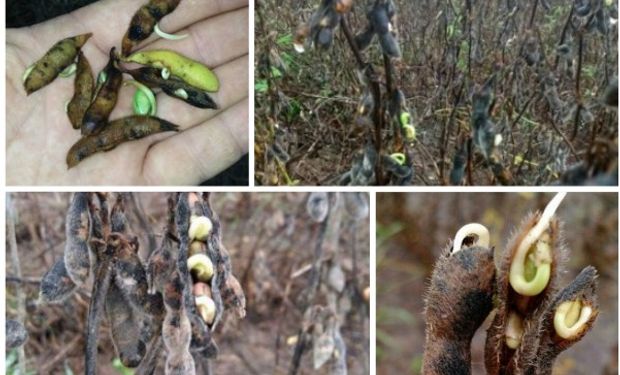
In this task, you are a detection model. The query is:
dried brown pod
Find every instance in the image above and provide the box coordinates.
[23,33,92,94]
[162,269,195,375]
[121,67,218,109]
[221,274,246,319]
[66,115,179,168]
[121,0,182,56]
[422,225,495,375]
[105,283,147,367]
[63,193,92,285]
[82,48,123,136]
[67,51,95,129]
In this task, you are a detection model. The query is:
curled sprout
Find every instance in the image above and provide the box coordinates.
[452,223,490,253]
[509,192,566,296]
[553,299,593,339]
[389,153,406,166]
[173,88,188,100]
[505,312,524,349]
[124,80,157,116]
[22,64,35,83]
[59,63,77,78]
[97,70,108,85]
[154,23,189,41]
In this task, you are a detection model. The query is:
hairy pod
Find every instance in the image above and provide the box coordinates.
[63,193,92,285]
[110,194,128,234]
[122,67,218,109]
[221,274,246,318]
[507,267,598,374]
[82,48,123,136]
[67,115,179,168]
[23,33,92,94]
[485,195,564,375]
[67,51,95,129]
[147,236,176,295]
[106,283,146,367]
[422,236,495,375]
[122,0,182,56]
[162,270,194,374]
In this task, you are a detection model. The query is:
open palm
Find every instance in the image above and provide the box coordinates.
[7,0,249,185]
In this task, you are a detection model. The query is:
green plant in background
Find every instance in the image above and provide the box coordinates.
[6,350,35,375]
[112,358,134,375]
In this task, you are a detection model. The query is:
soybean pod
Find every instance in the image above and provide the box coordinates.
[63,192,93,286]
[82,48,123,136]
[122,0,182,56]
[67,115,179,168]
[122,66,218,109]
[67,51,95,129]
[23,33,92,95]
[125,49,219,92]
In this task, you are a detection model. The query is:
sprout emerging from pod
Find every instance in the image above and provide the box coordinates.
[22,64,35,83]
[189,215,213,241]
[389,153,406,166]
[553,299,594,339]
[154,23,189,41]
[59,63,77,78]
[402,124,416,142]
[196,295,216,325]
[509,192,566,296]
[505,312,524,349]
[188,253,214,282]
[452,223,490,253]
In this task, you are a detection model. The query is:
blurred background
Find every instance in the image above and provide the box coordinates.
[5,192,369,374]
[377,192,618,374]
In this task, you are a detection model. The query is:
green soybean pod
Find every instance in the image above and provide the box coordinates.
[23,33,92,95]
[125,49,219,92]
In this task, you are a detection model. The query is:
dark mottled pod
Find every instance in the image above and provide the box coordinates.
[82,48,123,136]
[122,67,218,109]
[122,0,182,56]
[67,51,95,129]
[306,192,329,222]
[67,115,179,168]
[162,269,195,374]
[64,192,92,285]
[23,33,92,95]
[39,258,79,303]
[221,274,246,318]
[110,233,164,316]
[422,244,495,375]
[6,320,28,349]
[105,283,147,367]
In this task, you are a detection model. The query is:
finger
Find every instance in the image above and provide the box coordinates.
[112,55,248,130]
[142,98,249,185]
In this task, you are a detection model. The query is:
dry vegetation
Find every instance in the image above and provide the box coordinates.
[255,0,618,185]
[5,192,369,374]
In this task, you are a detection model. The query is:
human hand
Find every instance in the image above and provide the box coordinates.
[7,0,249,185]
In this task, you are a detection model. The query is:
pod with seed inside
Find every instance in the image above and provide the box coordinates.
[39,258,79,303]
[23,33,92,95]
[67,51,95,129]
[188,253,214,282]
[195,295,217,325]
[188,215,213,241]
[82,48,123,136]
[124,49,219,92]
[189,240,207,256]
[105,283,146,367]
[504,312,524,349]
[66,115,179,168]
